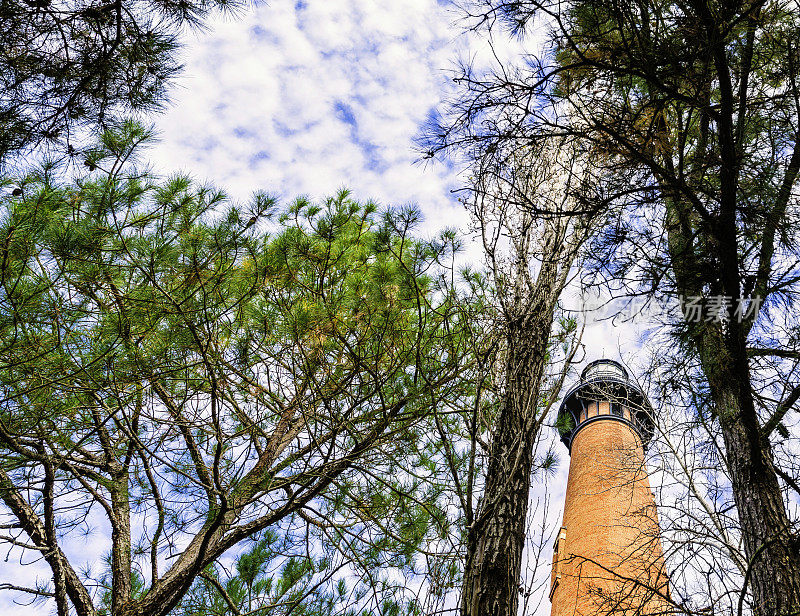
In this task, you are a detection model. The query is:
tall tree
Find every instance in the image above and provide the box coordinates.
[428,0,800,613]
[449,137,596,616]
[0,123,482,616]
[0,0,244,166]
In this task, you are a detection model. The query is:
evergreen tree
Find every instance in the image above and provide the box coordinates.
[0,0,245,166]
[0,123,485,616]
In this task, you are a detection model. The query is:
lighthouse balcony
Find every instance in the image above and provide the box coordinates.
[556,360,654,450]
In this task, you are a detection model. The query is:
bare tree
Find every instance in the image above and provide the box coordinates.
[427,1,800,612]
[455,134,598,616]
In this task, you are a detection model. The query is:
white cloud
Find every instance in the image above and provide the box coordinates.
[1,4,651,615]
[147,0,473,237]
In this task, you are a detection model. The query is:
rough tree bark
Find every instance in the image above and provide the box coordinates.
[459,139,593,616]
[461,307,559,616]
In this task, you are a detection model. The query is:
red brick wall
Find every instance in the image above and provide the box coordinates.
[550,418,671,616]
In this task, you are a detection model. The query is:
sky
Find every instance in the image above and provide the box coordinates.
[146,0,637,363]
[1,2,644,614]
[148,0,471,228]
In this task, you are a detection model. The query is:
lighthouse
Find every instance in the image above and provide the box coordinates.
[549,359,671,616]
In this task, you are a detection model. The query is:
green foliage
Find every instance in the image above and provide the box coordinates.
[0,122,488,616]
[178,531,341,616]
[0,0,246,166]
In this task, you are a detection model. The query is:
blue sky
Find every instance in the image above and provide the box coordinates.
[0,3,645,613]
[145,0,637,359]
[147,0,473,231]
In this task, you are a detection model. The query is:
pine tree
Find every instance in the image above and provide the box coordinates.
[0,0,245,166]
[0,122,485,616]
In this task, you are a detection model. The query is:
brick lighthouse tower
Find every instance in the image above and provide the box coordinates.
[549,359,671,616]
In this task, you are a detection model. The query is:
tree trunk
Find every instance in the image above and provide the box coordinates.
[110,470,133,616]
[461,312,553,616]
[667,191,800,615]
[705,357,800,616]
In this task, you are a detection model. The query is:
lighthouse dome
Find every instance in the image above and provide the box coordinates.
[556,359,654,450]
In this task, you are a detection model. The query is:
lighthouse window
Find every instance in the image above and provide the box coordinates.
[550,527,566,600]
[611,402,622,417]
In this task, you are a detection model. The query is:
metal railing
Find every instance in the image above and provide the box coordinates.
[581,360,628,382]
